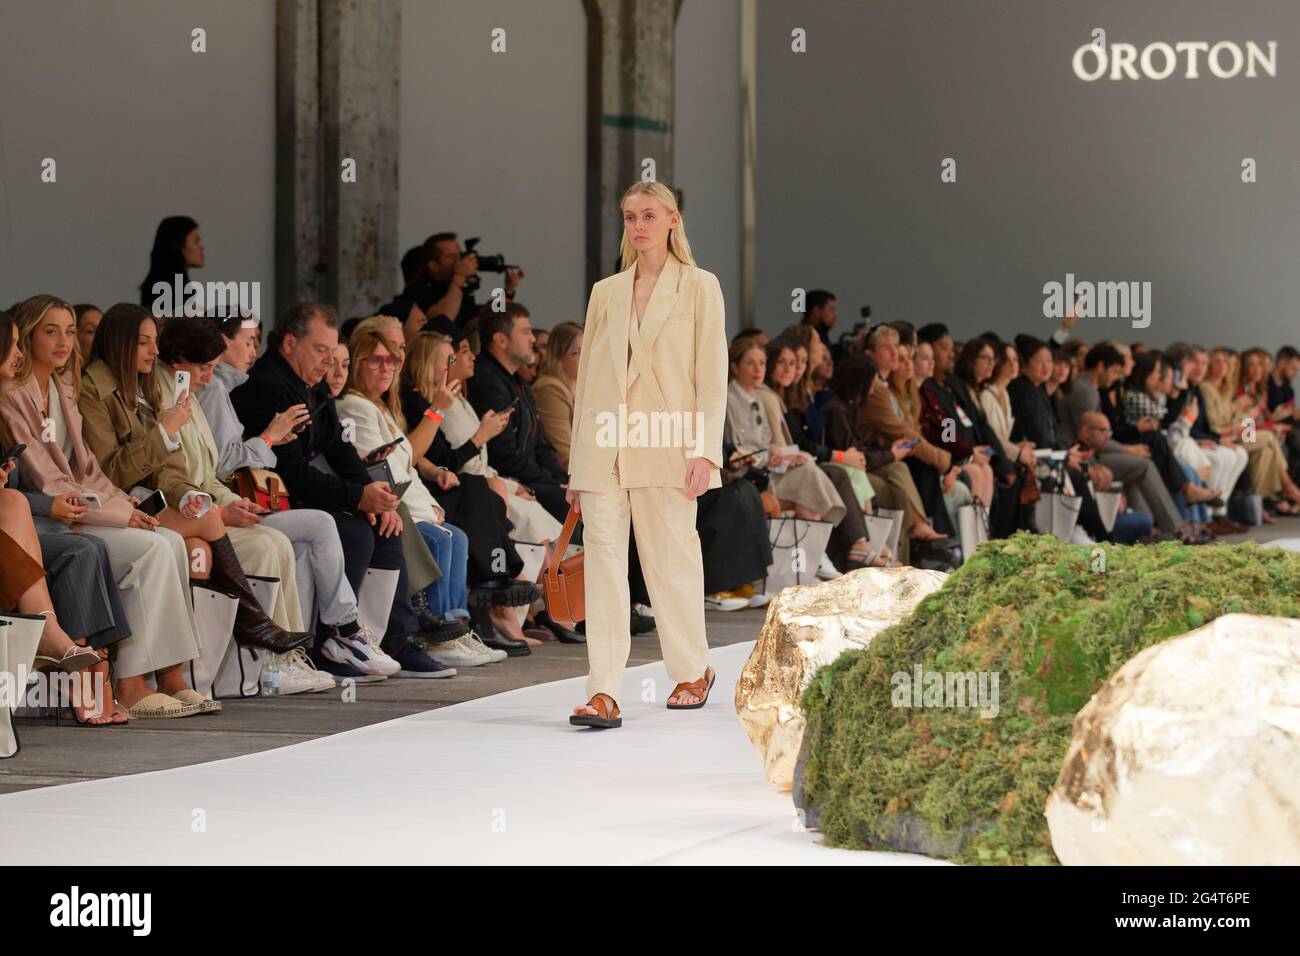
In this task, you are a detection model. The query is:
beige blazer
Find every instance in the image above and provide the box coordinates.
[531,372,575,470]
[0,375,136,527]
[568,253,727,493]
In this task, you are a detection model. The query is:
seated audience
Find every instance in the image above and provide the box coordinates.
[531,321,582,471]
[1,295,208,719]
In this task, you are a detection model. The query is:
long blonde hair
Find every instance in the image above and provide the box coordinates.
[346,329,404,427]
[617,181,695,270]
[402,331,453,405]
[538,321,581,381]
[7,294,84,399]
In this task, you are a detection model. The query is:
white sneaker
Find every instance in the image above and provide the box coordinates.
[748,591,771,608]
[815,553,843,580]
[278,648,335,694]
[465,631,507,662]
[323,625,400,677]
[633,603,655,619]
[428,635,494,668]
[705,593,748,612]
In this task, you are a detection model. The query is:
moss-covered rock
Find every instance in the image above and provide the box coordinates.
[794,534,1300,865]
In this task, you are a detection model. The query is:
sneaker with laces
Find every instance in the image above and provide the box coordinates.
[469,630,508,662]
[280,647,335,694]
[321,627,400,678]
[427,634,495,668]
[309,642,386,683]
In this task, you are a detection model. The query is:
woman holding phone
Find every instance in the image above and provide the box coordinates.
[78,304,312,656]
[0,295,210,719]
[566,180,729,729]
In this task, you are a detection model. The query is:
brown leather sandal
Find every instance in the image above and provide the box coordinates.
[667,666,716,710]
[570,693,621,729]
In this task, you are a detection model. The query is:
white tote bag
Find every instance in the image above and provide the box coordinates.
[956,501,990,563]
[1092,489,1122,534]
[1035,493,1084,541]
[0,614,44,758]
[863,507,903,565]
[762,517,834,596]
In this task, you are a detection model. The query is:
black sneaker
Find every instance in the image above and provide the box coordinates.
[386,637,458,679]
[308,643,386,684]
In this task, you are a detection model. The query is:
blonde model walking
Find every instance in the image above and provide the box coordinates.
[567,181,728,729]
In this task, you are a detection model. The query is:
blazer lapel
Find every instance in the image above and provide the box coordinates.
[606,261,636,401]
[636,253,681,355]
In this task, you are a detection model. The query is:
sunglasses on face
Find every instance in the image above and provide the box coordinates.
[362,356,402,371]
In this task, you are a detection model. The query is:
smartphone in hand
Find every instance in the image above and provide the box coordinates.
[173,370,191,407]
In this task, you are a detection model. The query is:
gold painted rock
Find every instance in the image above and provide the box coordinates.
[735,566,948,791]
[1046,614,1300,865]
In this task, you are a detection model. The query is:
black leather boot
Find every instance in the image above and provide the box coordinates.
[468,602,530,657]
[207,535,314,653]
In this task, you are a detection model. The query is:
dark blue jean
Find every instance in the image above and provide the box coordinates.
[418,521,469,618]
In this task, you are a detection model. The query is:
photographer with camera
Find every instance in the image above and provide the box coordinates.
[405,232,525,330]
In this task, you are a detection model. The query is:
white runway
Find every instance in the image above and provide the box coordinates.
[0,641,938,865]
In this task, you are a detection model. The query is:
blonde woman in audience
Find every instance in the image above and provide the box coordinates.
[0,295,207,719]
[412,330,563,545]
[531,322,582,471]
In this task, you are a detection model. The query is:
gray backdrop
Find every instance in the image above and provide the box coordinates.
[755,0,1300,350]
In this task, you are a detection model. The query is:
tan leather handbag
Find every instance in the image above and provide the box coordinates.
[228,468,292,512]
[542,505,585,622]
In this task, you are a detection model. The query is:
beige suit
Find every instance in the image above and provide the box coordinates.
[568,253,728,702]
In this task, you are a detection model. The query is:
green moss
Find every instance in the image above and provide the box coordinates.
[796,534,1300,865]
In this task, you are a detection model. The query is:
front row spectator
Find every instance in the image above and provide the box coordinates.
[230,304,450,678]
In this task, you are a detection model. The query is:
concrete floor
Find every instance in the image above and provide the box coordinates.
[4,522,1295,796]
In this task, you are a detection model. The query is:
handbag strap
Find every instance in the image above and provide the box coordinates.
[545,504,581,590]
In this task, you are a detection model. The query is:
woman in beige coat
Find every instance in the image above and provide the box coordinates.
[0,295,207,719]
[531,322,582,471]
[566,181,728,729]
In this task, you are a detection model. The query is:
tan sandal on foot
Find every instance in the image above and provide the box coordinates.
[126,693,201,719]
[570,693,621,729]
[667,666,716,710]
[171,688,222,715]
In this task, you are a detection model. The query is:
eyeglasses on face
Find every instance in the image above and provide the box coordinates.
[362,355,402,371]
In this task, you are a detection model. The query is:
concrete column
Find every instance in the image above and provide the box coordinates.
[584,0,678,288]
[276,0,400,320]
[275,0,322,314]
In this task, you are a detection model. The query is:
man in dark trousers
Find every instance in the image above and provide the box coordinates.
[467,302,571,525]
[231,303,453,680]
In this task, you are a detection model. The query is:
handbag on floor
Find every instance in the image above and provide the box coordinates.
[762,516,833,594]
[542,506,585,623]
[1035,493,1084,541]
[863,507,903,564]
[956,500,990,562]
[1,614,44,758]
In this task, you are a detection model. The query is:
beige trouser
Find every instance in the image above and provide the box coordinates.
[82,525,201,679]
[578,461,710,704]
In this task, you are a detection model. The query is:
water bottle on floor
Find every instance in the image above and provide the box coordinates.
[260,653,280,698]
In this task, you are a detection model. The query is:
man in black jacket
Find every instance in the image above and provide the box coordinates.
[467,302,570,523]
[231,303,453,680]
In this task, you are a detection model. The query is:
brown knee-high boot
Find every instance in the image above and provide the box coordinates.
[207,535,313,653]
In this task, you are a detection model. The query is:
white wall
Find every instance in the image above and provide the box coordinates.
[0,0,276,314]
[399,0,586,332]
[675,0,742,338]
